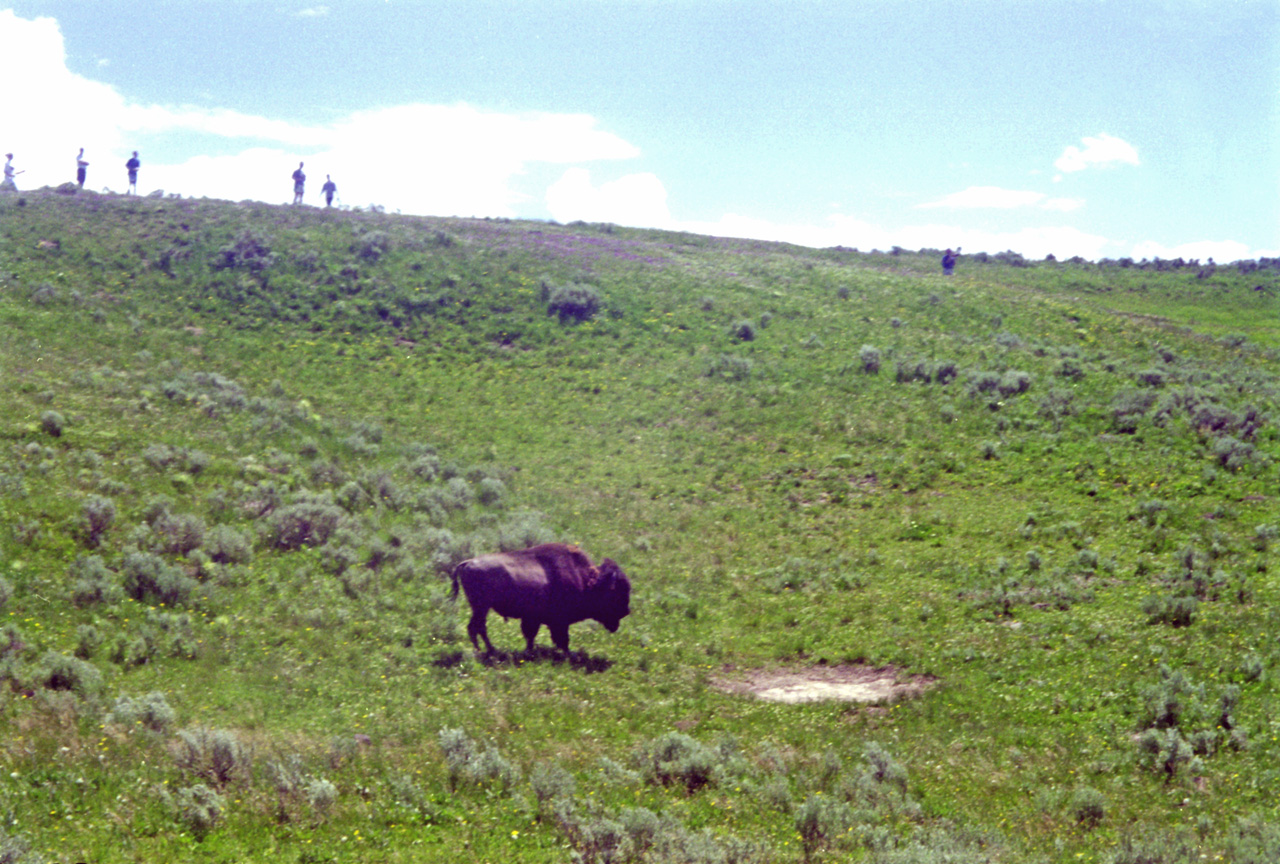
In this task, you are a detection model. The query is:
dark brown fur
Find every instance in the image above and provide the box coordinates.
[450,543,631,653]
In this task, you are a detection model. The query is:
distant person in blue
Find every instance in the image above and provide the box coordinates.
[322,174,336,207]
[941,247,961,275]
[126,151,140,194]
[292,161,306,204]
[76,147,89,187]
[2,153,20,191]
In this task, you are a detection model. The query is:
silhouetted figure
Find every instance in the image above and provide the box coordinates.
[126,151,140,195]
[1,153,19,191]
[322,174,336,207]
[292,161,306,205]
[942,247,961,275]
[76,148,89,187]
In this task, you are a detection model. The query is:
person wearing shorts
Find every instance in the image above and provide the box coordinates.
[292,162,306,204]
[126,151,140,194]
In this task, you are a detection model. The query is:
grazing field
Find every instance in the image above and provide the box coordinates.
[0,188,1278,863]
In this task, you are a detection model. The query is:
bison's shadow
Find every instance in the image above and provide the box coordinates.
[474,645,615,674]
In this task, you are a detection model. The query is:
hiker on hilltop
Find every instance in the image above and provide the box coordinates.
[126,151,140,195]
[76,148,89,187]
[941,247,961,275]
[2,153,22,191]
[322,174,337,207]
[292,161,306,205]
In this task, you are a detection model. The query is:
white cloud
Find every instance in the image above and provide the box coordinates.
[0,10,639,211]
[1054,133,1140,174]
[917,186,1085,212]
[1041,197,1085,212]
[3,11,1266,266]
[546,168,671,227]
[296,6,330,17]
[918,186,1047,210]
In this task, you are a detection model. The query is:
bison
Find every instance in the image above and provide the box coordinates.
[450,543,631,654]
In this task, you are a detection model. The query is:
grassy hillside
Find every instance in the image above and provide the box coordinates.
[1,187,1278,863]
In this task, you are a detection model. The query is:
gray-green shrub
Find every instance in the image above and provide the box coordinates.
[71,555,122,607]
[173,783,225,839]
[639,731,720,794]
[40,410,64,437]
[547,282,602,322]
[1071,786,1106,828]
[267,494,347,549]
[437,727,520,791]
[204,524,253,565]
[34,651,103,697]
[175,727,251,789]
[859,345,882,374]
[81,494,116,547]
[109,691,176,732]
[121,551,197,607]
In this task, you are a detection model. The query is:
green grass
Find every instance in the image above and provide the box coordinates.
[0,189,1278,862]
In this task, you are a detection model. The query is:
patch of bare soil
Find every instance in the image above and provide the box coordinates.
[712,664,935,704]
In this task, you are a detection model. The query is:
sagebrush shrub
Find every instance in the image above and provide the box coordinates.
[268,495,347,549]
[70,555,122,607]
[204,525,253,565]
[997,370,1033,397]
[732,320,756,341]
[214,229,275,272]
[153,511,206,556]
[35,651,103,697]
[74,624,102,659]
[40,410,64,437]
[81,494,116,547]
[530,761,577,814]
[121,551,197,607]
[355,230,392,261]
[794,793,852,862]
[1071,787,1106,828]
[173,784,224,839]
[437,727,519,791]
[1142,593,1197,627]
[109,690,176,732]
[175,727,251,788]
[1138,727,1194,780]
[640,732,721,794]
[305,777,338,820]
[707,354,753,381]
[547,282,602,322]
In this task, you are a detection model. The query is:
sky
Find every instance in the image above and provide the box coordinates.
[1,1,1276,261]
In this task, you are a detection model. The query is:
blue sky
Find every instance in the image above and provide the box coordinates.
[2,1,1276,260]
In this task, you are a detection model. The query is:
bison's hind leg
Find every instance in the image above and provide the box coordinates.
[468,609,496,653]
[520,619,542,653]
[549,623,571,653]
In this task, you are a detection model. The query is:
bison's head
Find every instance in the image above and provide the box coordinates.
[594,558,631,632]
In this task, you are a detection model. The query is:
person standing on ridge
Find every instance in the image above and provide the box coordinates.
[322,174,336,207]
[941,247,961,275]
[126,151,140,195]
[76,148,89,187]
[292,161,306,205]
[1,153,20,191]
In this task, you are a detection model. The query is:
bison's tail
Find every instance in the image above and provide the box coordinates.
[449,564,461,601]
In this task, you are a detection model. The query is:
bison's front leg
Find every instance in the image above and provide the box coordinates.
[520,619,542,652]
[468,609,496,653]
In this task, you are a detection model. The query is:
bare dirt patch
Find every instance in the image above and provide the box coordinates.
[712,664,935,704]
